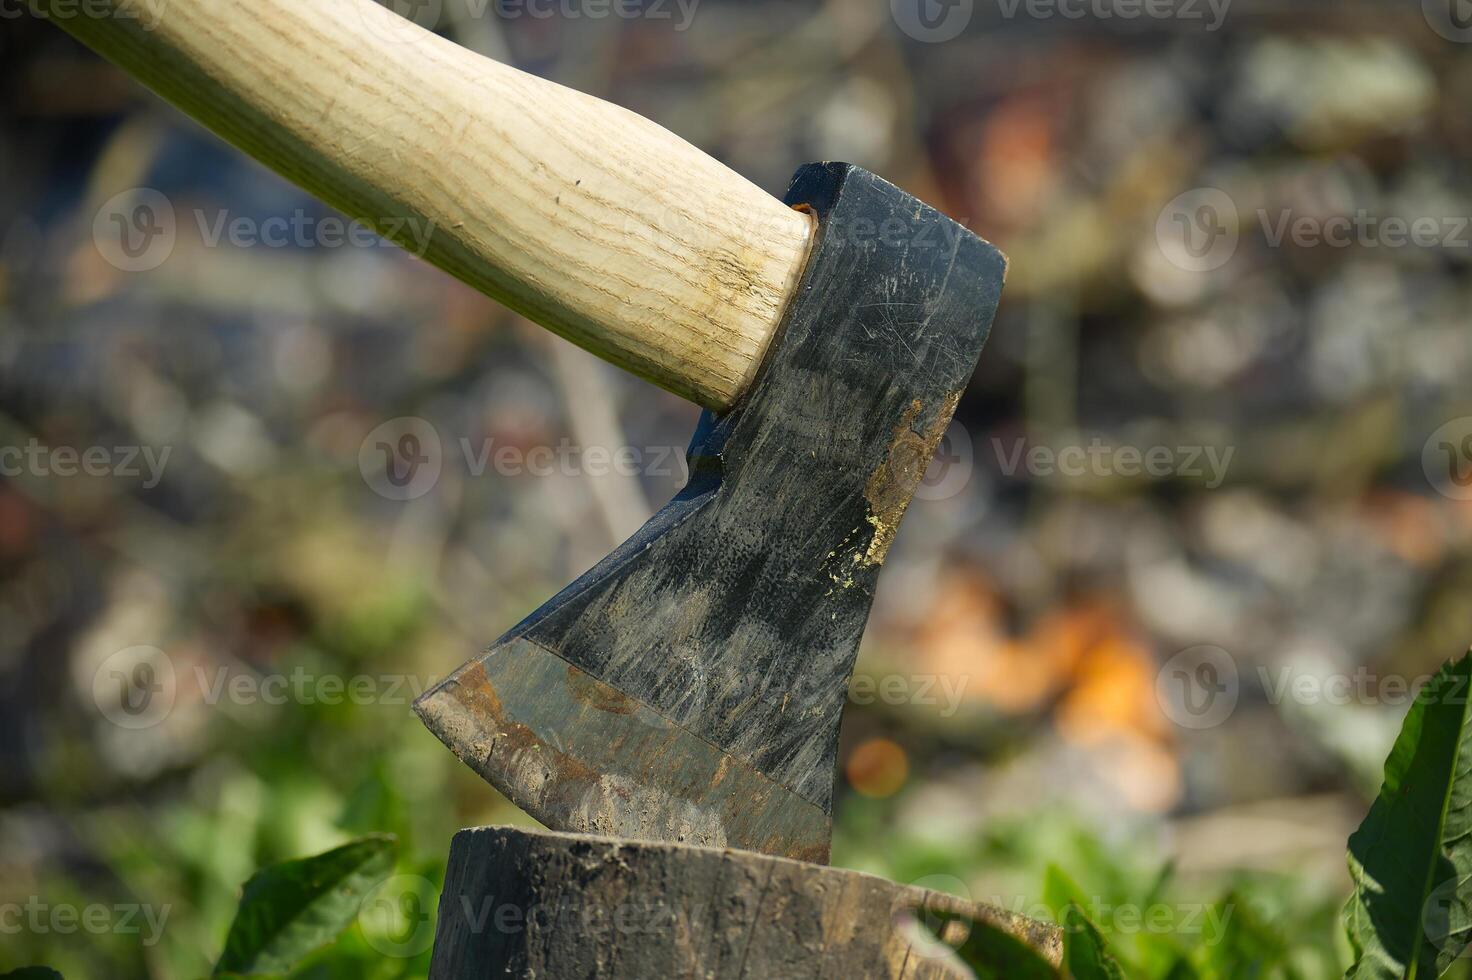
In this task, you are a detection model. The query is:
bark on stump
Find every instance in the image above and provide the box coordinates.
[429,826,1060,978]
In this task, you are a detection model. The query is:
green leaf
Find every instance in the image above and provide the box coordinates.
[1143,861,1177,909]
[1197,892,1289,980]
[919,909,1060,979]
[1344,653,1472,980]
[1045,865,1091,925]
[1063,904,1125,980]
[213,834,397,976]
[1163,959,1201,980]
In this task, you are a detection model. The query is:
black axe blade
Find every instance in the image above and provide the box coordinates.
[415,163,1005,863]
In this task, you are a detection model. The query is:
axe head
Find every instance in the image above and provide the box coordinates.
[415,163,1006,863]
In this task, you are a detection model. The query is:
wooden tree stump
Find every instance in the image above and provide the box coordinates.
[429,826,1060,978]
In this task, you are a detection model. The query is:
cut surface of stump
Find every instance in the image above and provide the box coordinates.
[429,825,1060,978]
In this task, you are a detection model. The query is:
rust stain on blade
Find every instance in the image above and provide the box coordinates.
[448,660,602,785]
[566,665,639,714]
[862,392,961,566]
[414,638,832,863]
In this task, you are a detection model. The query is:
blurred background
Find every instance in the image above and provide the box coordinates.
[3,0,1472,975]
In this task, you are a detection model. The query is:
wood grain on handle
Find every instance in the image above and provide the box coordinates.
[42,0,814,410]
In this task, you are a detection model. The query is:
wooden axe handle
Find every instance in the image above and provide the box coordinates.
[44,0,814,411]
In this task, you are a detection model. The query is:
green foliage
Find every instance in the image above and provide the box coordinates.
[1045,866,1091,926]
[1195,892,1292,980]
[1063,904,1126,980]
[922,909,1059,979]
[1344,653,1472,980]
[213,835,397,976]
[1162,959,1200,980]
[13,563,1472,979]
[0,970,65,979]
[834,654,1472,980]
[0,564,475,978]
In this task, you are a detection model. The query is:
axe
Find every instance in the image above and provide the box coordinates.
[48,0,1005,862]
